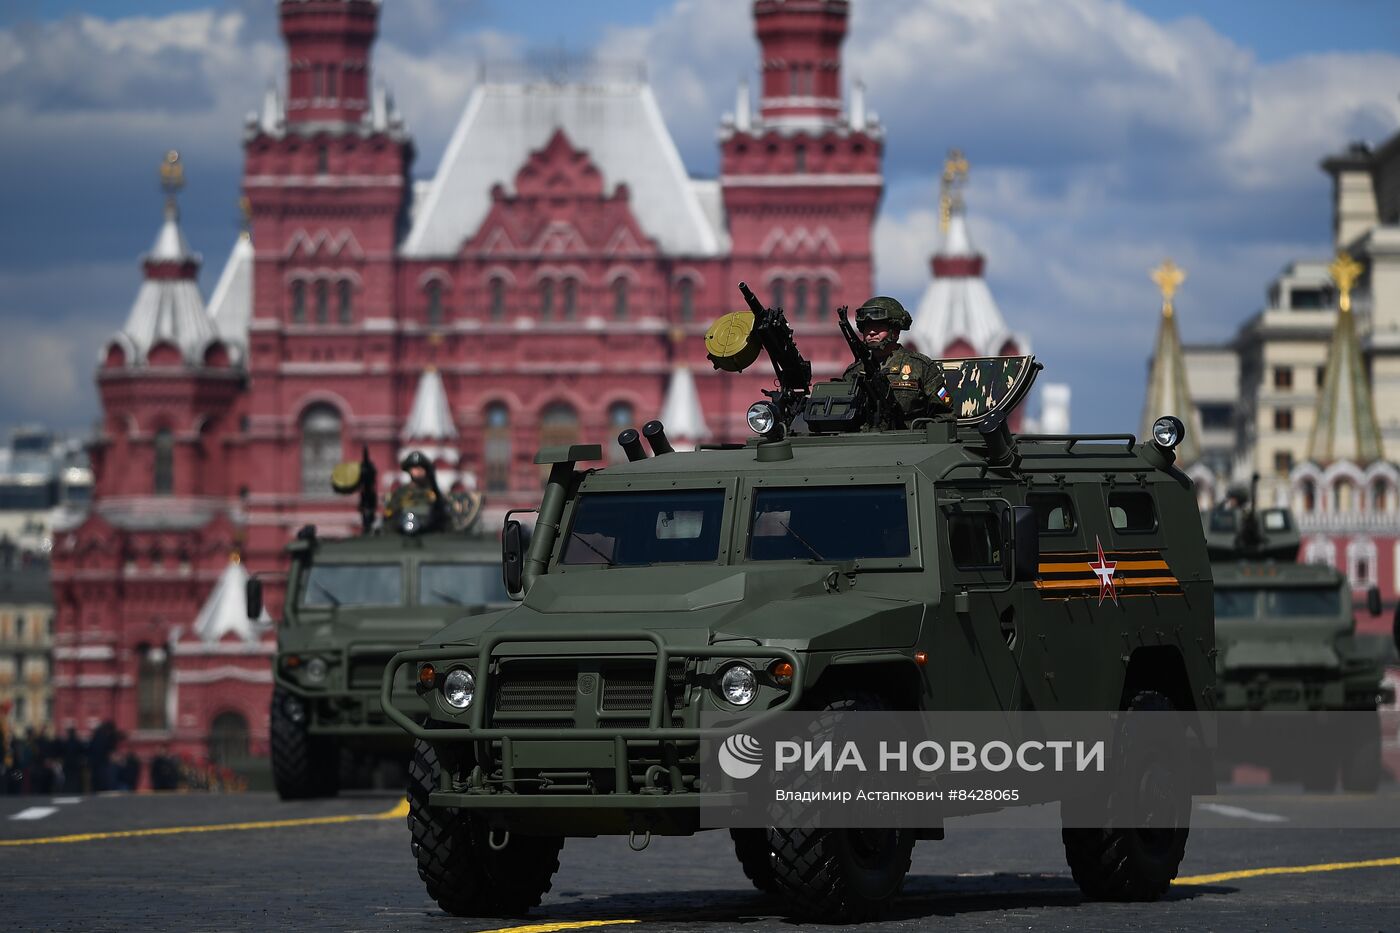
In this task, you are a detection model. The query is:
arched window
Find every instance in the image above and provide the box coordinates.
[771,278,786,311]
[300,404,343,493]
[208,711,250,766]
[153,428,174,495]
[678,279,695,321]
[337,279,353,324]
[1370,479,1390,512]
[314,280,329,324]
[563,278,578,320]
[489,277,505,320]
[612,278,629,320]
[817,279,832,318]
[1335,478,1356,513]
[291,281,306,323]
[794,279,808,319]
[607,401,635,463]
[136,643,169,731]
[484,402,511,493]
[539,279,554,321]
[1300,479,1317,513]
[426,280,443,326]
[539,402,579,450]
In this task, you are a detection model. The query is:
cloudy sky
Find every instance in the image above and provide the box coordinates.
[1,0,1398,438]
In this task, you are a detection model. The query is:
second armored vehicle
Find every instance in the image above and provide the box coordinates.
[1205,485,1392,792]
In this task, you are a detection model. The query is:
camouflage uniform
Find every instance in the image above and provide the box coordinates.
[841,296,953,423]
[385,451,447,533]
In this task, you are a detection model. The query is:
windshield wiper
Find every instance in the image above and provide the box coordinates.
[776,519,825,562]
[569,532,615,566]
[429,589,464,606]
[312,581,341,607]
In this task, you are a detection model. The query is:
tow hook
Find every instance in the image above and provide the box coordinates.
[629,830,652,852]
[487,828,510,851]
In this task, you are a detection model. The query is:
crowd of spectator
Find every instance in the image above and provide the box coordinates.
[0,718,225,794]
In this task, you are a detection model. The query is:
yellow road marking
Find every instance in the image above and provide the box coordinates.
[476,922,639,933]
[0,797,409,847]
[1175,855,1400,886]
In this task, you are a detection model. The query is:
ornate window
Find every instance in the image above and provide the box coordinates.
[1300,479,1317,513]
[136,643,169,731]
[563,278,578,321]
[484,402,511,493]
[1370,479,1391,512]
[771,278,786,311]
[153,429,174,495]
[291,281,306,323]
[612,278,629,320]
[539,279,555,321]
[314,280,329,324]
[794,279,808,319]
[426,280,443,326]
[1347,538,1377,586]
[489,277,505,321]
[337,279,353,324]
[300,404,343,494]
[208,711,250,766]
[678,279,695,322]
[817,279,831,318]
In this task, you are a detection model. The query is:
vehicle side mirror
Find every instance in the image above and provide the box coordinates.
[1003,505,1039,583]
[502,520,525,597]
[245,577,263,621]
[1366,585,1382,617]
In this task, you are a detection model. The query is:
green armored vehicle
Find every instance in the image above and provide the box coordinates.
[1205,484,1391,792]
[382,289,1217,920]
[252,452,508,800]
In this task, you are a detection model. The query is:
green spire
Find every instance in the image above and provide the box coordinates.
[1306,253,1383,465]
[1141,260,1202,465]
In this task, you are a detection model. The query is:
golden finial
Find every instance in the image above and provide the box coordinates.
[1151,259,1186,318]
[160,150,184,196]
[939,149,969,233]
[238,195,252,240]
[1328,251,1363,313]
[229,550,241,565]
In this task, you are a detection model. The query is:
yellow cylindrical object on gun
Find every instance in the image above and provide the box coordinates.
[704,311,761,372]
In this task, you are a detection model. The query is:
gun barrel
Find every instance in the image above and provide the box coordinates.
[738,281,765,316]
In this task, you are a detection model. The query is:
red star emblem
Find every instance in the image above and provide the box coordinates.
[1088,535,1118,606]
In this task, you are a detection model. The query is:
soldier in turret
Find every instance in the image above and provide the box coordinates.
[384,451,447,533]
[841,297,953,422]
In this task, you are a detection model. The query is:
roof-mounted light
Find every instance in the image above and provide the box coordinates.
[746,401,779,437]
[1151,415,1185,451]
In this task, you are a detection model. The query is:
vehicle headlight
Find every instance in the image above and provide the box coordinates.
[304,657,328,685]
[720,663,758,707]
[746,401,778,437]
[443,668,475,710]
[1151,415,1185,450]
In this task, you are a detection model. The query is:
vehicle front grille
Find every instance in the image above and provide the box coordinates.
[495,675,578,713]
[348,653,395,690]
[489,661,688,728]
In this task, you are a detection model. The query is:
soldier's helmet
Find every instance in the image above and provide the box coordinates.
[854,296,913,331]
[400,450,432,473]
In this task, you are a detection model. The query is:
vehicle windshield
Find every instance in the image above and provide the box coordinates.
[561,490,726,567]
[1213,586,1341,619]
[419,563,510,606]
[749,485,910,562]
[300,563,402,608]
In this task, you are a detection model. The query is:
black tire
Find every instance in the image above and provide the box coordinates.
[408,739,563,917]
[270,689,338,800]
[765,691,915,922]
[1340,711,1381,794]
[1061,691,1190,901]
[731,829,779,894]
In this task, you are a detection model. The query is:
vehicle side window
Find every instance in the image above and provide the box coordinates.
[947,512,1003,570]
[1027,493,1076,535]
[1108,491,1157,533]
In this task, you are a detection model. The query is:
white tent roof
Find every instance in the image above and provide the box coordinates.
[907,211,1023,358]
[403,81,723,257]
[192,558,269,644]
[113,206,218,367]
[402,367,458,440]
[207,234,253,350]
[148,204,194,261]
[658,365,710,442]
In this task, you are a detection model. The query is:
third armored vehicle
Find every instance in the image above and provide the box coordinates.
[382,290,1217,920]
[1205,484,1392,791]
